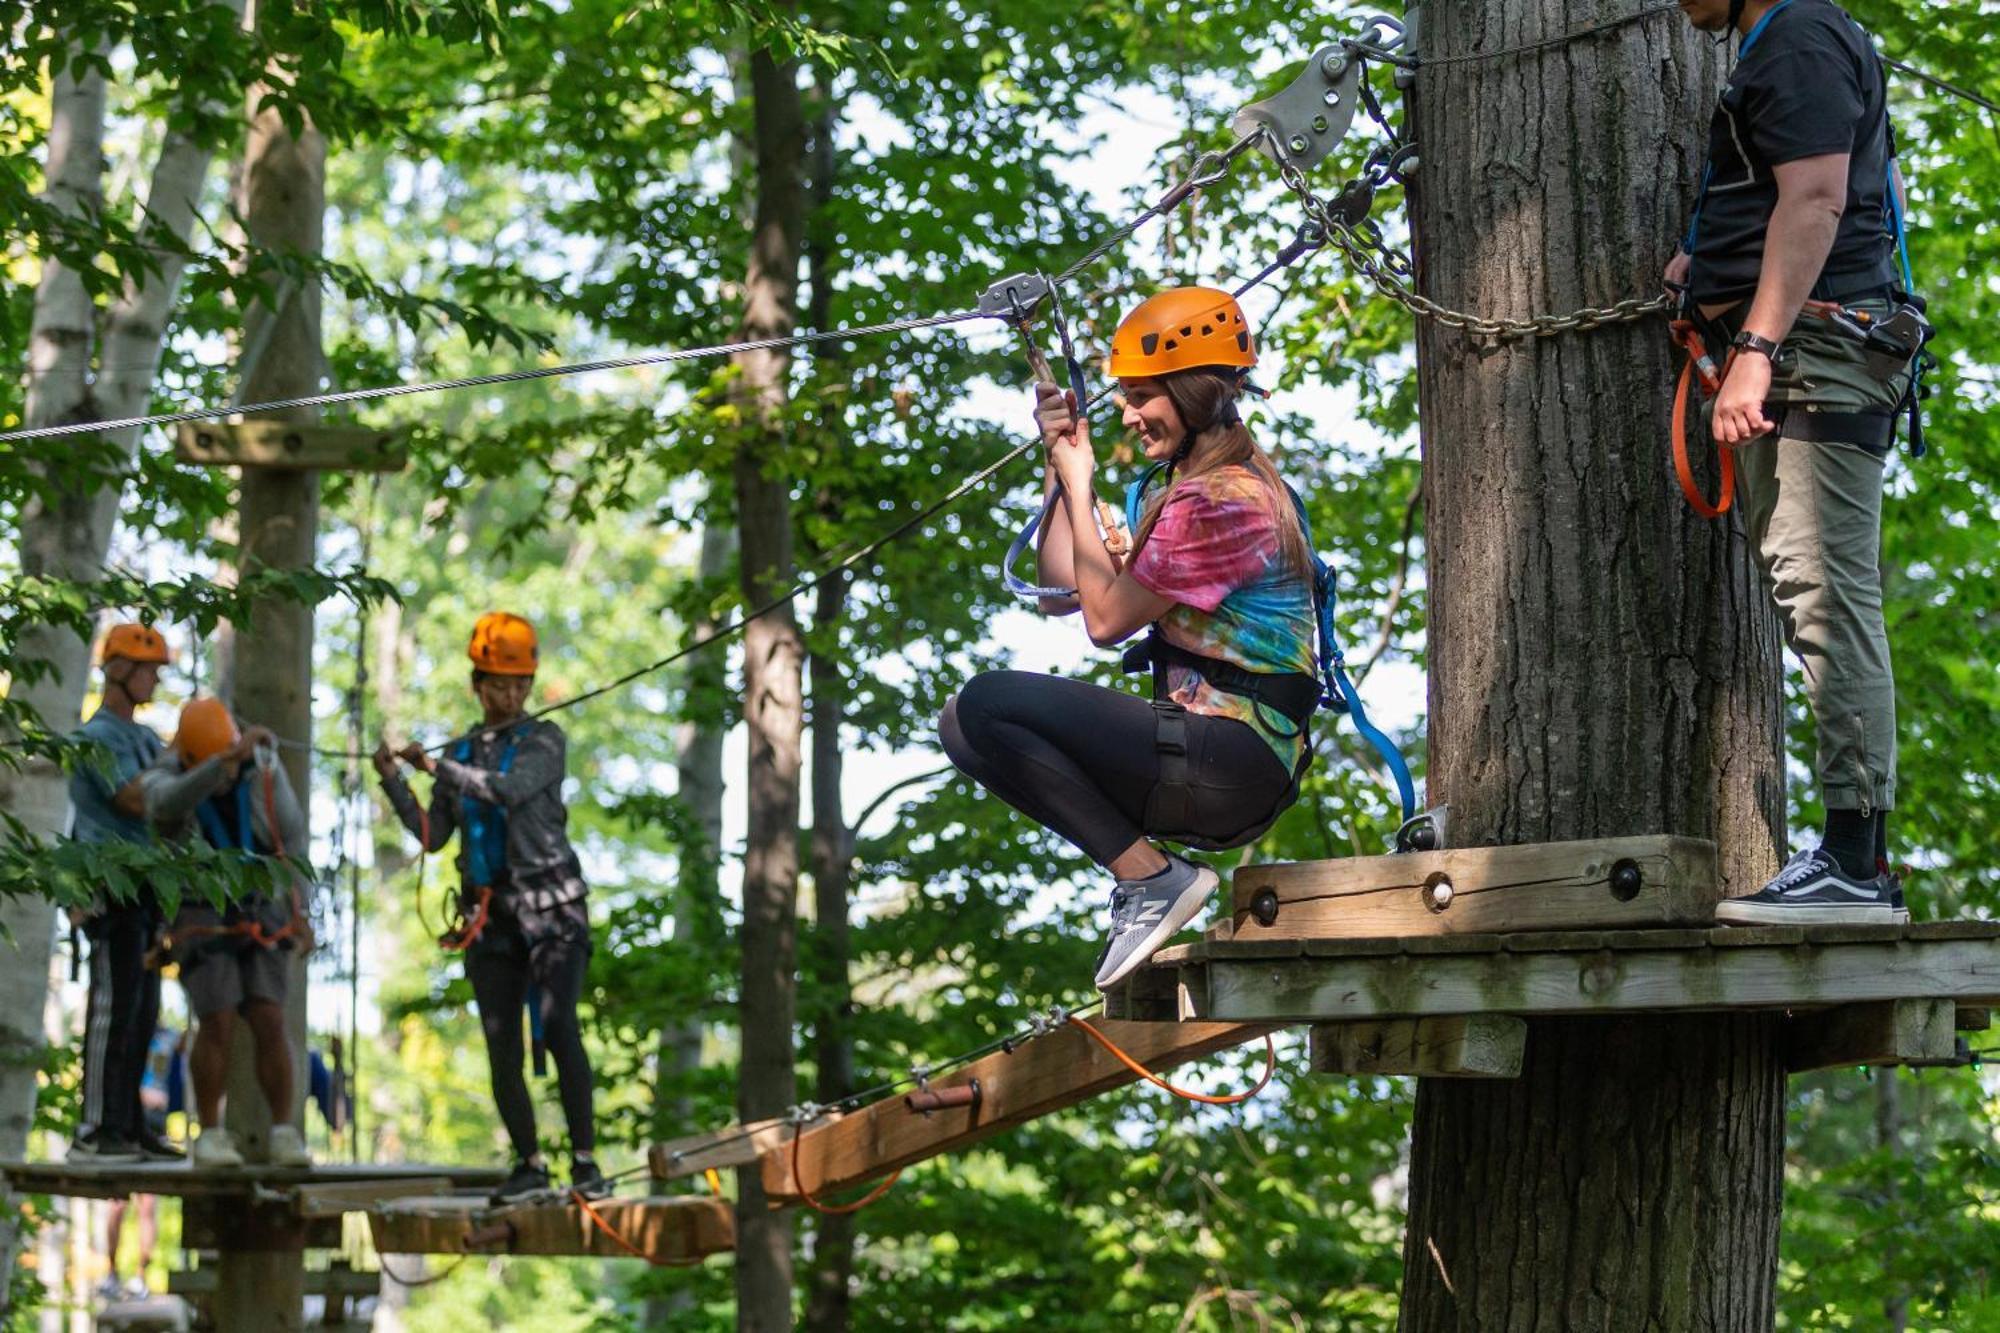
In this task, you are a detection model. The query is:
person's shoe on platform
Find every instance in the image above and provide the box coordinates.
[135,1129,185,1162]
[269,1122,311,1168]
[1094,854,1219,991]
[570,1154,612,1201]
[67,1130,142,1164]
[1715,846,1909,926]
[491,1158,550,1206]
[190,1127,244,1170]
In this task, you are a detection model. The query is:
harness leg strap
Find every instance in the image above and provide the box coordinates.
[1142,700,1195,836]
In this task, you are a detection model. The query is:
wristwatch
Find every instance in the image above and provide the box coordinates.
[1731,330,1782,361]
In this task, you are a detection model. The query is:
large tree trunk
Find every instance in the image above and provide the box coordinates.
[1398,4,1789,1328]
[803,572,857,1333]
[731,35,808,1333]
[213,47,324,1332]
[0,18,237,1305]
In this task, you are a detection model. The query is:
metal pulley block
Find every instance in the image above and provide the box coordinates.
[1232,15,1407,173]
[1394,804,1449,854]
[975,271,1056,325]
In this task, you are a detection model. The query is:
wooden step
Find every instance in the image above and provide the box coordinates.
[1231,835,1720,940]
[369,1193,734,1264]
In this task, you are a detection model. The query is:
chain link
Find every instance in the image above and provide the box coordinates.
[1279,161,1669,340]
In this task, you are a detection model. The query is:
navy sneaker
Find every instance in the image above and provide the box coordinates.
[68,1131,142,1164]
[490,1159,551,1206]
[1715,847,1909,926]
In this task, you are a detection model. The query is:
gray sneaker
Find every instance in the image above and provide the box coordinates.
[1093,855,1219,990]
[1715,846,1909,926]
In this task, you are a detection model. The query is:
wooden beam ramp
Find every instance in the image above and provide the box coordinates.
[369,1193,735,1265]
[759,1017,1274,1206]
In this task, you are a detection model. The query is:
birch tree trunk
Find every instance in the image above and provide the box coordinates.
[1398,3,1789,1327]
[0,14,239,1302]
[731,34,807,1333]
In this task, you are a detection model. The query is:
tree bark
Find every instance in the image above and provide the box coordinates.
[1399,4,1788,1328]
[803,572,857,1333]
[213,48,325,1332]
[731,35,808,1333]
[0,15,239,1305]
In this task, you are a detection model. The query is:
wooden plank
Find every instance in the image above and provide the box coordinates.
[1786,999,1959,1073]
[1956,1006,1992,1032]
[369,1194,734,1264]
[648,1117,800,1181]
[1309,1015,1527,1078]
[293,1176,452,1219]
[1179,934,2000,1024]
[174,421,408,471]
[1231,835,1719,940]
[762,1019,1275,1204]
[0,1159,503,1202]
[169,1265,380,1297]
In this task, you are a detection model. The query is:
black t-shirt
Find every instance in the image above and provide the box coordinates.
[1686,0,1899,303]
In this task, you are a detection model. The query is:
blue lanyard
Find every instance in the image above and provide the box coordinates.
[457,731,520,888]
[195,777,256,854]
[1737,0,1794,59]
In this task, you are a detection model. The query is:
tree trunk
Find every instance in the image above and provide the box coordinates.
[213,49,324,1332]
[0,15,238,1304]
[644,517,734,1328]
[731,35,807,1333]
[803,572,857,1333]
[1399,4,1788,1329]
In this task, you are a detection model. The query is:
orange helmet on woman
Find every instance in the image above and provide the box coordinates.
[99,622,170,667]
[468,612,538,677]
[175,698,239,766]
[1105,288,1256,378]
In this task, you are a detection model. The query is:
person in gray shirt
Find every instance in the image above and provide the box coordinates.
[65,623,175,1163]
[375,612,600,1205]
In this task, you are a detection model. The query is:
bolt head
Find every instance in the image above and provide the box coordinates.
[1250,888,1281,928]
[1287,134,1309,154]
[1323,53,1346,79]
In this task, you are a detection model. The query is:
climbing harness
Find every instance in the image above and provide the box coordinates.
[1118,466,1418,842]
[1671,0,1939,517]
[167,744,308,955]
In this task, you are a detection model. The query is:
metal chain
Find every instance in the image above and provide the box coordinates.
[1279,160,1669,340]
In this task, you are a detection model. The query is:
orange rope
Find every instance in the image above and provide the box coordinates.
[1069,1016,1276,1106]
[439,883,493,951]
[1670,321,1734,519]
[570,1189,674,1266]
[789,1116,902,1216]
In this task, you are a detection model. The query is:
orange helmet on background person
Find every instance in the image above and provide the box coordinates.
[174,698,239,766]
[1105,288,1256,379]
[99,622,170,667]
[468,612,538,677]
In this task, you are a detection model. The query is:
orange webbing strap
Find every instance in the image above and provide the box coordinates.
[789,1114,902,1216]
[570,1189,673,1267]
[1069,1016,1277,1106]
[1670,322,1734,520]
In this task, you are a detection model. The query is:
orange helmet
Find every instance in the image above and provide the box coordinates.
[1105,288,1256,379]
[174,698,239,766]
[468,612,538,677]
[99,622,170,667]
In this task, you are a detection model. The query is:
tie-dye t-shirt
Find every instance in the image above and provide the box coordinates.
[1127,465,1318,770]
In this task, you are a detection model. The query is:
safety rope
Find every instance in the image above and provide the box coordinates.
[376,1253,468,1288]
[788,1112,902,1216]
[0,310,986,445]
[569,1187,693,1266]
[1344,2,1682,70]
[1069,1016,1276,1107]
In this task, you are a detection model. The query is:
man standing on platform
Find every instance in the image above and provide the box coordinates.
[65,624,181,1164]
[1666,0,1923,923]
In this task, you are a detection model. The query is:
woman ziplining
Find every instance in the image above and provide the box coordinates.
[372,613,606,1206]
[942,286,1334,991]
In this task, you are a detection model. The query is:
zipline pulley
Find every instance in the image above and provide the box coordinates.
[1232,36,1368,172]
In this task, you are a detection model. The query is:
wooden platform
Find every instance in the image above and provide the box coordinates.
[369,1193,735,1264]
[0,1159,502,1203]
[1111,921,2000,1027]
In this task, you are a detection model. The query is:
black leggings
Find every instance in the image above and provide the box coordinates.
[939,670,1294,866]
[465,898,594,1160]
[80,903,161,1141]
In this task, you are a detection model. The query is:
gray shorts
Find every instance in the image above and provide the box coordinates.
[180,943,288,1018]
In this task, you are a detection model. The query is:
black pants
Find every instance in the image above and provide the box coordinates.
[80,903,161,1143]
[939,670,1294,866]
[465,896,594,1161]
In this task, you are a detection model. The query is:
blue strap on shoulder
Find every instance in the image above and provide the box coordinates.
[1682,0,1797,258]
[195,778,257,857]
[458,732,520,888]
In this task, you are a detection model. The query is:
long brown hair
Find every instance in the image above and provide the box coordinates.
[1130,369,1310,575]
